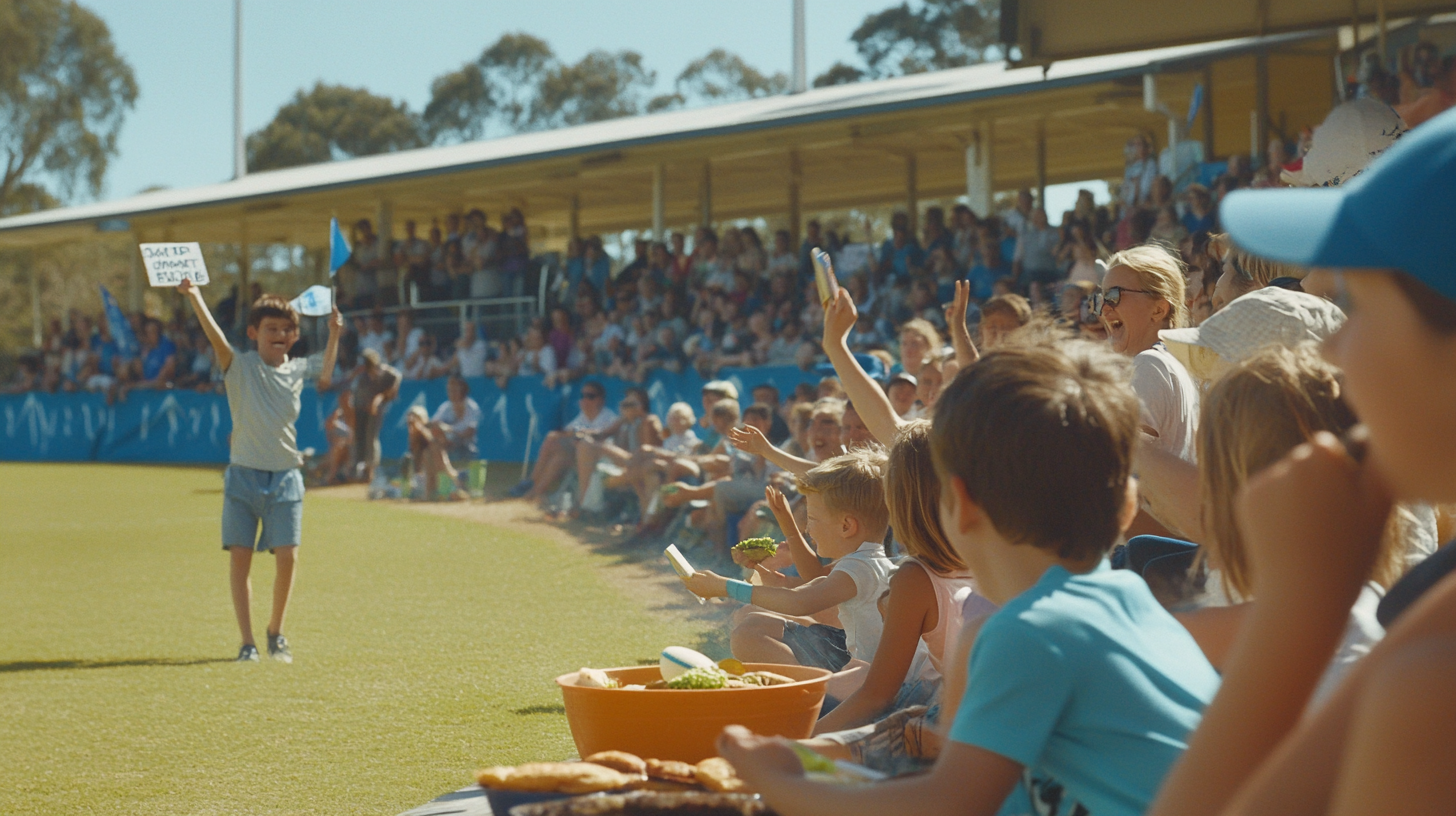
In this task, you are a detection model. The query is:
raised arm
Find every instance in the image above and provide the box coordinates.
[684,569,857,618]
[178,278,234,372]
[765,484,830,581]
[728,425,815,477]
[822,288,905,445]
[317,305,343,390]
[944,280,980,369]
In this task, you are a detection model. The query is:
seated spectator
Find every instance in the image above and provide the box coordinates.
[896,318,941,379]
[573,387,663,512]
[877,212,924,283]
[403,334,448,381]
[766,320,808,366]
[884,372,918,419]
[721,340,1220,816]
[685,448,892,671]
[392,310,424,367]
[624,401,702,522]
[1013,207,1061,295]
[977,293,1031,349]
[1149,205,1188,248]
[781,401,815,459]
[321,391,354,485]
[696,380,738,450]
[807,397,846,463]
[1211,244,1307,313]
[126,319,177,392]
[817,376,845,400]
[750,383,791,444]
[1180,184,1217,234]
[451,321,488,378]
[359,313,391,358]
[840,401,875,449]
[175,332,218,390]
[512,381,617,501]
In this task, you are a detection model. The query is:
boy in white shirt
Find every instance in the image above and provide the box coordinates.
[685,448,892,671]
[179,279,342,664]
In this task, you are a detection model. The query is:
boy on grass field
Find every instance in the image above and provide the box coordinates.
[180,278,342,663]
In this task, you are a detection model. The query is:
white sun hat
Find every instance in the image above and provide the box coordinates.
[1281,98,1409,188]
[1159,287,1346,383]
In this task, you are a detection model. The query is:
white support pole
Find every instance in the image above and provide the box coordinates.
[791,0,807,94]
[128,232,143,312]
[905,153,918,236]
[29,252,42,347]
[652,164,666,239]
[1034,121,1047,211]
[699,161,713,228]
[236,220,251,333]
[233,0,246,180]
[966,123,995,218]
[788,150,803,248]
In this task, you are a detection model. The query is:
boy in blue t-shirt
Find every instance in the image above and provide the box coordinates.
[719,340,1220,816]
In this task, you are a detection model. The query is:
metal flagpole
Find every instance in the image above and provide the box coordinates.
[233,0,246,180]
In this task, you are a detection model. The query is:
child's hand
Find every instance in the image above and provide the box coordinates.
[177,278,197,298]
[752,562,794,588]
[716,725,805,785]
[765,486,794,526]
[327,304,344,335]
[944,279,970,336]
[822,289,858,347]
[728,424,771,457]
[682,570,729,599]
[662,483,691,508]
[1237,430,1393,601]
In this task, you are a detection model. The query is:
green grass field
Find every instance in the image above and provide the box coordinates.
[0,463,715,816]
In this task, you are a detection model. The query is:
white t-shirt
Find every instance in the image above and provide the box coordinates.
[1313,582,1386,705]
[224,350,324,471]
[831,541,895,662]
[1131,343,1200,463]
[565,407,619,434]
[662,429,701,455]
[455,339,488,378]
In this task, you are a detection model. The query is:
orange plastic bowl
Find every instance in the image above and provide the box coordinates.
[555,664,831,763]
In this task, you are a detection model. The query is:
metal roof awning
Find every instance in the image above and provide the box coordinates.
[1000,0,1456,63]
[0,28,1336,251]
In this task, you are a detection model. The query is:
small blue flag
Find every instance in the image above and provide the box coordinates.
[328,217,351,276]
[1187,83,1204,131]
[99,285,140,361]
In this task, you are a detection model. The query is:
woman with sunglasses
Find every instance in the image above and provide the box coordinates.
[1095,244,1200,465]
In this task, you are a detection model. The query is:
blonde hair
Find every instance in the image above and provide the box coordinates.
[1223,246,1307,302]
[1106,244,1188,329]
[797,446,890,539]
[899,318,943,352]
[666,401,696,427]
[980,293,1032,325]
[1198,345,1405,599]
[810,397,845,423]
[789,402,814,433]
[710,398,741,422]
[885,421,965,574]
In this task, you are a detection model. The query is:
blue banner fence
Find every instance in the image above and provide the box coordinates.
[0,366,827,465]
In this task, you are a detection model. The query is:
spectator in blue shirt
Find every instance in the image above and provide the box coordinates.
[876,212,925,283]
[720,341,1219,816]
[132,318,177,390]
[1180,184,1218,234]
[967,223,1012,301]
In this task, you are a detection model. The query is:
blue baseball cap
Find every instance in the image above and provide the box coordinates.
[1221,106,1456,302]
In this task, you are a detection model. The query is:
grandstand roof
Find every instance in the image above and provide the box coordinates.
[0,28,1335,250]
[1002,0,1456,63]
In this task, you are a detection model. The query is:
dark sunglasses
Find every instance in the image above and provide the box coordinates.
[582,391,604,400]
[1089,286,1156,316]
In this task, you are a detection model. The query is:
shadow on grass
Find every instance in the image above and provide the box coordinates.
[0,657,233,673]
[513,704,567,716]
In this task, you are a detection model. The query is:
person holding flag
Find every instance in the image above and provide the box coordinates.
[178,276,343,663]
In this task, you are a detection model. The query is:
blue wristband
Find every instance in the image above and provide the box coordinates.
[725,579,755,604]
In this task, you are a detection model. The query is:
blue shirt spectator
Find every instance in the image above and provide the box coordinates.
[950,562,1219,816]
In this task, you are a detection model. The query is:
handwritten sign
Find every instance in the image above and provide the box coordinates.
[139,243,209,287]
[290,285,333,317]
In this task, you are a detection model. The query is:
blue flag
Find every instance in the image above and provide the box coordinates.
[99,285,140,360]
[328,217,351,275]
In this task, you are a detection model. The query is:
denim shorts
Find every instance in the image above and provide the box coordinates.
[222,465,304,551]
[781,621,851,672]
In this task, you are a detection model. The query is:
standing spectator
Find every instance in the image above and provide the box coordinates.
[469,213,502,298]
[618,238,650,287]
[547,306,574,364]
[1002,189,1035,238]
[1060,223,1104,286]
[353,348,401,484]
[445,239,472,300]
[394,310,423,365]
[767,230,797,278]
[1012,208,1062,297]
[574,387,663,509]
[359,313,391,358]
[1180,184,1217,234]
[426,222,450,301]
[750,383,791,444]
[1120,134,1160,210]
[452,321,488,378]
[399,220,431,300]
[876,212,924,284]
[581,236,611,298]
[348,219,380,309]
[968,221,1012,300]
[884,372,918,419]
[950,204,980,271]
[798,219,825,281]
[403,334,448,381]
[669,232,692,287]
[500,208,530,293]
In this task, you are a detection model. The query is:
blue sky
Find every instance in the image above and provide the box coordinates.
[82,0,901,202]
